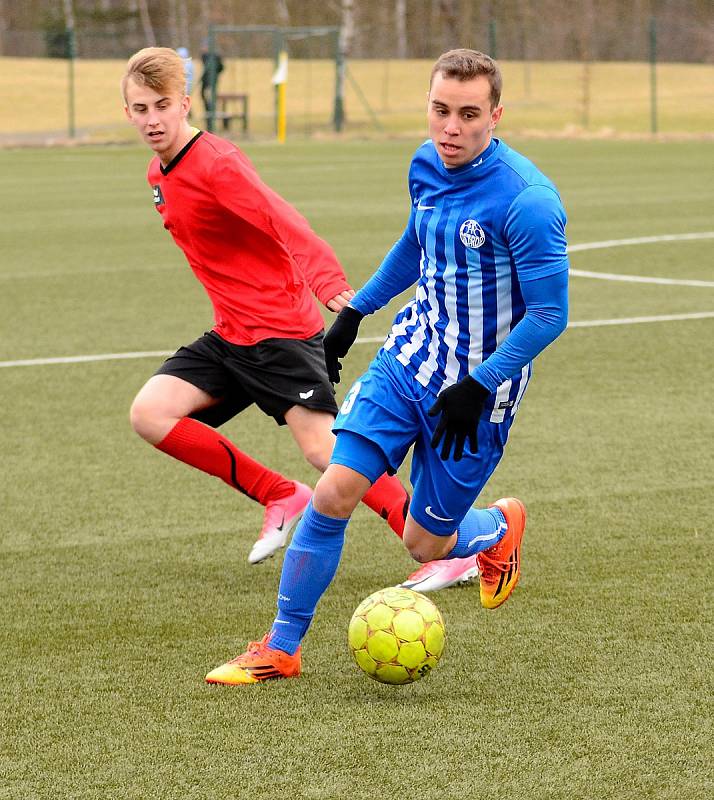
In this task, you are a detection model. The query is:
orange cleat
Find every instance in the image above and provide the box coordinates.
[205,634,302,685]
[476,498,526,609]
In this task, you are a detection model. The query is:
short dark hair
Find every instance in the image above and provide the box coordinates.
[430,49,502,108]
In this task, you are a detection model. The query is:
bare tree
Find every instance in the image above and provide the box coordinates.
[439,0,459,52]
[197,0,211,50]
[62,0,75,29]
[167,0,179,47]
[126,0,140,40]
[177,0,190,49]
[340,0,354,57]
[0,0,7,56]
[137,0,156,46]
[275,0,290,28]
[98,0,116,41]
[3,0,714,64]
[395,0,407,58]
[577,0,596,127]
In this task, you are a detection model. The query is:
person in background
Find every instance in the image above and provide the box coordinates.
[176,47,194,94]
[176,47,193,119]
[200,46,224,116]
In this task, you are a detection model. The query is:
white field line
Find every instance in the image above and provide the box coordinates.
[2,232,712,369]
[568,231,714,287]
[2,312,713,369]
[567,231,714,253]
[570,269,714,287]
[567,311,714,328]
[0,350,174,368]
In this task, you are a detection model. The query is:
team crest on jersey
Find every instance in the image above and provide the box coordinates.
[152,184,164,206]
[459,219,486,249]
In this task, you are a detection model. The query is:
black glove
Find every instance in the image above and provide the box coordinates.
[428,376,489,461]
[323,306,364,383]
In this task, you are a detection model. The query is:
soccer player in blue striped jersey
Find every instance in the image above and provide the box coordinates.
[205,49,569,685]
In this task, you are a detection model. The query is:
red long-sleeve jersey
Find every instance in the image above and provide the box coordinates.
[147,130,351,345]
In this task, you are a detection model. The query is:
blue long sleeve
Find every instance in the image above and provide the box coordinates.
[471,269,569,392]
[350,213,421,315]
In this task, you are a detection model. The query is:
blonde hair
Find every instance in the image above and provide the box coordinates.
[121,47,186,101]
[430,49,502,109]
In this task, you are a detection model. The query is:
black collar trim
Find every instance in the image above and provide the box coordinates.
[160,130,204,175]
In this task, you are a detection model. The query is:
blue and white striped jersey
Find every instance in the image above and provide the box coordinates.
[352,138,569,423]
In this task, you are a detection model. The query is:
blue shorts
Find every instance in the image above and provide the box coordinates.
[332,350,514,535]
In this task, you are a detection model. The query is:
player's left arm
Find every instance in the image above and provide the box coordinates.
[323,209,422,383]
[429,186,568,459]
[258,184,352,307]
[350,209,422,316]
[471,184,570,392]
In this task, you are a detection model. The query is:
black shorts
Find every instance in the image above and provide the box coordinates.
[155,331,338,427]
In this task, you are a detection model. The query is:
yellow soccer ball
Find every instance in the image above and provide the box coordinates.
[347,586,446,685]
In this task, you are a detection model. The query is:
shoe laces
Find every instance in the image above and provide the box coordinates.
[477,550,509,579]
[228,635,270,664]
[250,633,273,651]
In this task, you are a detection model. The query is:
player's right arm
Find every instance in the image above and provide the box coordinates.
[349,211,421,316]
[323,211,421,383]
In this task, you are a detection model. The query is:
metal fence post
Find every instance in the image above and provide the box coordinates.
[207,25,216,133]
[649,16,658,134]
[488,19,497,59]
[66,27,76,138]
[334,28,345,132]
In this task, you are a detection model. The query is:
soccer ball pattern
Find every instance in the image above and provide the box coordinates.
[348,586,446,684]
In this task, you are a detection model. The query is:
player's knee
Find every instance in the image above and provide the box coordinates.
[404,542,435,564]
[129,396,164,444]
[301,442,331,473]
[403,527,448,563]
[313,474,360,518]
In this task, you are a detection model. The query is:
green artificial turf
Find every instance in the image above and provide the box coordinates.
[0,138,712,799]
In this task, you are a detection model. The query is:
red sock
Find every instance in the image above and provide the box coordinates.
[361,473,409,538]
[155,417,295,506]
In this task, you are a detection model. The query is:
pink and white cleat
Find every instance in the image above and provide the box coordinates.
[248,481,312,564]
[399,554,480,593]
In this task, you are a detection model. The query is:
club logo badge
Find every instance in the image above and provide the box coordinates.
[459,219,486,248]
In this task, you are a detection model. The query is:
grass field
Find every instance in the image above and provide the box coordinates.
[2,56,714,141]
[1,137,713,799]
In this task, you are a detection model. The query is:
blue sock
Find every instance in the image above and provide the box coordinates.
[268,500,348,655]
[445,507,507,559]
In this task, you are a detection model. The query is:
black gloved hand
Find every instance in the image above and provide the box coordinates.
[428,375,490,461]
[323,306,364,383]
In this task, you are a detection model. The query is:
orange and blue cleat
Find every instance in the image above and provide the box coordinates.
[205,634,301,685]
[477,497,526,609]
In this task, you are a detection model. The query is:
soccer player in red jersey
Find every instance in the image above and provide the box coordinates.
[121,47,411,563]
